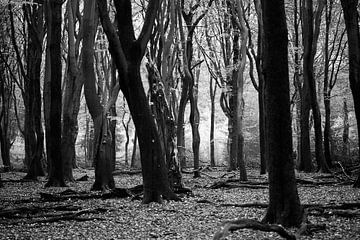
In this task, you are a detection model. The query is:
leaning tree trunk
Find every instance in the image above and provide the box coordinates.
[45,0,66,187]
[83,0,114,191]
[97,0,178,203]
[339,0,360,188]
[261,0,303,227]
[147,63,183,190]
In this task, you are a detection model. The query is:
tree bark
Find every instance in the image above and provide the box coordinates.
[9,3,46,179]
[339,0,360,188]
[62,0,84,182]
[97,0,178,202]
[261,0,303,227]
[301,0,329,173]
[342,99,350,158]
[83,0,114,191]
[210,76,216,167]
[45,0,66,187]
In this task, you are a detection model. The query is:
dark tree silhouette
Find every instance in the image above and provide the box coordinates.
[261,0,303,227]
[9,2,45,180]
[45,0,66,187]
[97,0,178,203]
[339,0,360,188]
[82,0,115,191]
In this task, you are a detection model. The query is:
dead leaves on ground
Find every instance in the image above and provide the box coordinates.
[0,169,359,239]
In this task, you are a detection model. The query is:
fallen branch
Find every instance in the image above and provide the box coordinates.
[39,187,139,202]
[219,202,268,208]
[208,181,267,189]
[213,218,296,240]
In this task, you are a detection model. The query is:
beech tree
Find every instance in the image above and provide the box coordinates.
[61,0,84,182]
[97,0,178,202]
[45,0,66,187]
[83,0,115,191]
[261,0,303,226]
[339,0,360,188]
[9,1,45,179]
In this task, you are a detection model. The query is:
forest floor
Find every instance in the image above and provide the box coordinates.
[0,167,360,240]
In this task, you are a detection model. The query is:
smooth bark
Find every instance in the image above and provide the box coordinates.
[261,0,303,227]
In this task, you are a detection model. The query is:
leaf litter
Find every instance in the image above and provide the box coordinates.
[0,169,359,239]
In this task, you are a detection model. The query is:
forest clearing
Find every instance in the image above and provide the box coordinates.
[1,167,360,240]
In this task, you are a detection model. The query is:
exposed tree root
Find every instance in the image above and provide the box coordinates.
[213,218,296,240]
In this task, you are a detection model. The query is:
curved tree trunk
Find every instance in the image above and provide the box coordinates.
[97,0,178,202]
[83,0,114,191]
[261,0,303,227]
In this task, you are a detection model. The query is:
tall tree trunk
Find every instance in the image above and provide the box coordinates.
[301,0,330,173]
[176,79,188,169]
[261,0,303,227]
[62,0,84,182]
[0,74,12,172]
[83,0,114,191]
[251,0,266,174]
[342,99,350,158]
[323,0,334,168]
[147,63,183,190]
[45,0,66,187]
[190,62,201,178]
[11,4,46,180]
[339,0,360,188]
[210,76,216,167]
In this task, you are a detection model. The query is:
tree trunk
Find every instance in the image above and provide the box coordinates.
[45,0,66,187]
[190,65,201,178]
[122,108,131,166]
[339,0,360,188]
[252,0,266,174]
[130,131,141,168]
[176,80,188,169]
[323,0,334,168]
[0,75,12,172]
[147,63,183,189]
[97,0,178,202]
[299,81,312,172]
[83,0,114,191]
[18,4,45,180]
[210,76,216,167]
[62,0,84,181]
[261,0,303,227]
[302,0,330,173]
[342,99,350,158]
